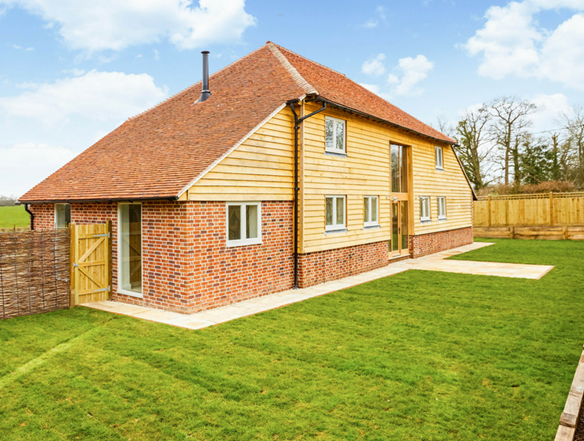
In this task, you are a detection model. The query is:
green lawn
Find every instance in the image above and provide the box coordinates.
[0,205,30,228]
[1,239,583,440]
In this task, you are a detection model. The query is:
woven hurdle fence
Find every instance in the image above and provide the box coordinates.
[0,229,70,319]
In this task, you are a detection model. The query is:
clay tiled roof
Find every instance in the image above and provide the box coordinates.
[20,42,454,203]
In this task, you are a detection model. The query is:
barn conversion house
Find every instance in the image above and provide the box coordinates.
[19,42,476,314]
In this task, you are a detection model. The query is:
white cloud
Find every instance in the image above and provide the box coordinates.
[0,70,168,125]
[0,143,77,196]
[528,93,573,132]
[61,68,85,76]
[362,53,386,76]
[0,0,257,52]
[463,0,584,89]
[11,44,34,51]
[388,55,434,96]
[359,83,381,94]
[361,5,386,28]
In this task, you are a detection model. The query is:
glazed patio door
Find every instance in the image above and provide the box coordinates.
[390,144,410,256]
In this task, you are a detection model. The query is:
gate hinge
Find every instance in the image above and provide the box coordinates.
[93,232,110,238]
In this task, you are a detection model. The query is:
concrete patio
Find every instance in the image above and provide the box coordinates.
[83,241,554,330]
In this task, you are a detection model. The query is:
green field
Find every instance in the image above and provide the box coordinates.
[0,239,582,440]
[0,205,30,228]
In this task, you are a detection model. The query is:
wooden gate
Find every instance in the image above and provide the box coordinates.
[70,222,112,306]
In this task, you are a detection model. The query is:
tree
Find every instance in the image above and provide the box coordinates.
[453,105,494,190]
[563,106,584,187]
[489,97,537,185]
[519,136,553,185]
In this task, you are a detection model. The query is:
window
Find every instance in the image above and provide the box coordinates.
[325,116,346,154]
[55,203,71,228]
[419,196,431,222]
[325,195,346,231]
[437,197,447,220]
[391,144,408,193]
[364,196,378,227]
[435,146,444,170]
[227,202,261,246]
[118,203,142,296]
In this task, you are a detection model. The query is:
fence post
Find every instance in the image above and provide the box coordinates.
[488,195,492,227]
[550,192,554,226]
[69,224,76,308]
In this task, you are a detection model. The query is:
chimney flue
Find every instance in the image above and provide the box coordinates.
[200,51,211,102]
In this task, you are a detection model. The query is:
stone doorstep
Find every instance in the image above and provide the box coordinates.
[82,241,555,330]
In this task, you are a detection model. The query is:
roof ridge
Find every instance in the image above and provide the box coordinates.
[128,45,270,121]
[273,43,347,77]
[266,42,318,96]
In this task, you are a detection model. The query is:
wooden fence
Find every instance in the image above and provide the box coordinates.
[0,229,70,319]
[474,192,584,240]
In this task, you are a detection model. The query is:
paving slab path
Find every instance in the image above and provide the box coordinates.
[84,242,554,330]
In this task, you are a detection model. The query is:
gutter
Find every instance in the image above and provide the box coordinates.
[18,196,181,205]
[287,98,327,289]
[24,203,34,230]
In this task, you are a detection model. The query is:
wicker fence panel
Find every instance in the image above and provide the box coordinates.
[0,229,70,319]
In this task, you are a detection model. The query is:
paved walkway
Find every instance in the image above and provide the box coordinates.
[83,242,554,330]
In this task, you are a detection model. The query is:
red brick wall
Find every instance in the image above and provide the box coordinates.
[409,226,473,258]
[29,203,54,230]
[188,201,294,313]
[297,240,390,288]
[32,200,293,314]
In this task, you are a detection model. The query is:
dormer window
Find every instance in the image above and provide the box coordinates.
[325,116,346,154]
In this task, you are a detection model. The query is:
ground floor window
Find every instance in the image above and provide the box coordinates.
[227,202,261,246]
[325,195,346,231]
[419,196,431,222]
[364,196,378,227]
[437,196,447,220]
[118,203,142,296]
[55,203,71,228]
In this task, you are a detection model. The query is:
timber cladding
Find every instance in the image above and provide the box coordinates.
[0,230,70,319]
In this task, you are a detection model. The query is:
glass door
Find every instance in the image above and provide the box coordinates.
[119,203,142,295]
[390,144,410,256]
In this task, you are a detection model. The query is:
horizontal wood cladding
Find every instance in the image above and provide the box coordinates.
[188,107,295,201]
[301,102,472,254]
[412,143,473,235]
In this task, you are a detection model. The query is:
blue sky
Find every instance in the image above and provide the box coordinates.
[1,0,583,196]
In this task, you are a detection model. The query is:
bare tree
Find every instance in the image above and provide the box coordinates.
[453,105,494,190]
[488,97,537,185]
[563,105,584,186]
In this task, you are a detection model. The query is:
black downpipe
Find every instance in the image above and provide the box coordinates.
[24,203,34,230]
[288,100,326,289]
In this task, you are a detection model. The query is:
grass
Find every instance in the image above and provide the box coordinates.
[0,205,29,228]
[1,239,583,440]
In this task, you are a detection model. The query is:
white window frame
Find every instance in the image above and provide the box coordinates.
[54,203,71,229]
[437,196,447,220]
[435,146,444,170]
[325,116,346,154]
[117,202,143,298]
[226,202,262,247]
[325,195,346,231]
[420,196,431,222]
[363,196,379,227]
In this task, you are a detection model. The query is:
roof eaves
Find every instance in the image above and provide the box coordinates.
[312,97,455,146]
[266,42,318,96]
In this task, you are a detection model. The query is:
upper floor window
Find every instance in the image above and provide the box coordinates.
[325,116,346,154]
[227,202,261,247]
[55,203,71,228]
[364,196,378,227]
[391,144,408,193]
[420,196,431,222]
[437,196,447,220]
[325,195,346,231]
[435,146,444,170]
